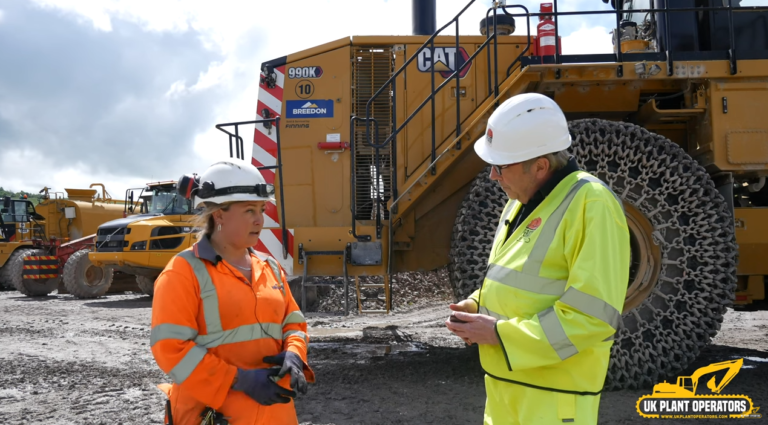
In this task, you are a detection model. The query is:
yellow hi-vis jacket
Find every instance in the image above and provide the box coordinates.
[469,170,630,395]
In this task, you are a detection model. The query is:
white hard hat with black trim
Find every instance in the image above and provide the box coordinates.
[474,93,572,165]
[177,161,275,208]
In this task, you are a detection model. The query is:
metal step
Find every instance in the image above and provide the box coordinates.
[299,246,350,316]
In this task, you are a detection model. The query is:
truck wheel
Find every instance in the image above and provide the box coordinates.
[448,118,737,390]
[136,275,155,297]
[448,166,507,302]
[8,249,59,296]
[63,249,113,298]
[0,261,14,290]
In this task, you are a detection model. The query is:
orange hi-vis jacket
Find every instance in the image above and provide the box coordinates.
[150,235,315,425]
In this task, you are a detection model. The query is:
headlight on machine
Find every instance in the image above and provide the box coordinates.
[131,240,147,250]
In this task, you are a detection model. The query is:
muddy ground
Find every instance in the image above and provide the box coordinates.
[0,283,766,425]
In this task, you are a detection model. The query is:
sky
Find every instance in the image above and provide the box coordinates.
[4,0,757,196]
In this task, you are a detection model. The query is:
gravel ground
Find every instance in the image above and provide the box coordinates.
[0,273,766,425]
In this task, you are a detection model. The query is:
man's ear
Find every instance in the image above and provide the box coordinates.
[536,157,551,177]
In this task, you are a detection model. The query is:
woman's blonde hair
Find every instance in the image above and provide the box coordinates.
[190,202,232,239]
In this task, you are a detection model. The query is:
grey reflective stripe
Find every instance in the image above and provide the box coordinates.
[195,322,283,348]
[493,201,518,246]
[539,307,579,361]
[265,257,286,297]
[560,287,621,330]
[522,179,591,276]
[150,324,198,347]
[283,311,306,327]
[486,263,567,296]
[170,345,207,384]
[177,251,223,336]
[479,306,510,321]
[283,330,308,343]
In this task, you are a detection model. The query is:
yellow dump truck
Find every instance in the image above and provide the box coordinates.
[0,185,127,296]
[88,180,198,297]
[220,0,768,390]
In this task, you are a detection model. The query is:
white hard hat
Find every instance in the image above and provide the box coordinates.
[474,93,571,165]
[192,161,275,208]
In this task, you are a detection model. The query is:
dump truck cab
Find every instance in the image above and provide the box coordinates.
[88,180,199,296]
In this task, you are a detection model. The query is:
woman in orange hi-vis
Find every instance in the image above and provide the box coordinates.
[150,161,315,425]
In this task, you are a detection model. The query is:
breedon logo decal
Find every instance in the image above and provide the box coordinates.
[286,99,334,119]
[417,47,472,78]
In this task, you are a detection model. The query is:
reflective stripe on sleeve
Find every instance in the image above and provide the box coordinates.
[538,307,579,361]
[195,323,283,348]
[486,263,567,296]
[170,344,207,384]
[283,330,308,344]
[479,306,510,321]
[560,287,622,330]
[150,324,198,347]
[282,311,306,327]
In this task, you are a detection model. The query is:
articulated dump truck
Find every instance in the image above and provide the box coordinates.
[229,0,768,390]
[88,180,197,297]
[0,184,128,297]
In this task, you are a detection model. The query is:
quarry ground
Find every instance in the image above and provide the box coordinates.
[0,276,766,425]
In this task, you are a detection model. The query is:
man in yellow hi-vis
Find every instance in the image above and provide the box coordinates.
[445,93,630,425]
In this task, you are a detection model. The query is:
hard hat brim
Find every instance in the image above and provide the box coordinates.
[473,133,572,165]
[194,192,276,208]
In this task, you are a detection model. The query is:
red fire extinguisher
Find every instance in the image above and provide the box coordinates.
[537,3,559,57]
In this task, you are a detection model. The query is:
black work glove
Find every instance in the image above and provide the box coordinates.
[263,351,308,395]
[232,367,297,406]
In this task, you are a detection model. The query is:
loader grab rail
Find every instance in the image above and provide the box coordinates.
[215,117,289,260]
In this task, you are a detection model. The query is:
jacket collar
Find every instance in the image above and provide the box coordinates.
[525,156,581,205]
[192,234,257,265]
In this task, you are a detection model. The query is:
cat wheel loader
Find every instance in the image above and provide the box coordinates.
[88,180,198,297]
[0,184,130,297]
[221,0,768,390]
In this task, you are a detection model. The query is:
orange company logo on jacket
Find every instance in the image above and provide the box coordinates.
[149,235,314,425]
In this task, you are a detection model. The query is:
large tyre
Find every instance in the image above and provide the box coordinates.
[136,275,155,297]
[63,249,113,298]
[448,118,737,390]
[0,261,14,290]
[8,249,59,296]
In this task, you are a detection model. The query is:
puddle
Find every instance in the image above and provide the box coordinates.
[309,341,429,357]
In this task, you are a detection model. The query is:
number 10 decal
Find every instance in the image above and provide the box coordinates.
[295,79,314,99]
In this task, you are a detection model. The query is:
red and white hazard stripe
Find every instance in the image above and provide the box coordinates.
[253,64,295,275]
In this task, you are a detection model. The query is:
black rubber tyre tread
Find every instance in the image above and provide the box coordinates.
[448,165,507,302]
[136,275,155,297]
[0,260,14,290]
[63,249,113,298]
[9,249,59,296]
[447,118,737,391]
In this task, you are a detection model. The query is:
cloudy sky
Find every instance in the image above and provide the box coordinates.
[1,0,733,195]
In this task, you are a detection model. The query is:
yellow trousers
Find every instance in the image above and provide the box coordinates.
[483,375,601,425]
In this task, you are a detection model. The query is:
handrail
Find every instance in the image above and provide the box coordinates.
[215,117,289,259]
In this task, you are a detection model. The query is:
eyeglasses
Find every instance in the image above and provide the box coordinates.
[492,164,514,175]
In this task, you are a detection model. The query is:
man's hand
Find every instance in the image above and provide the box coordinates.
[449,299,479,314]
[445,311,500,346]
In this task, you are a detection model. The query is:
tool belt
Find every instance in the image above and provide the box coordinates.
[164,400,229,425]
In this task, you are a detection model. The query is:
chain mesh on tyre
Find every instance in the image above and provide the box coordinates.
[448,166,507,302]
[448,118,737,390]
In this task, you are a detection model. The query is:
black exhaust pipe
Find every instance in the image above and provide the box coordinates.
[412,0,436,35]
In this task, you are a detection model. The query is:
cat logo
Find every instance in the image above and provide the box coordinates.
[417,47,472,78]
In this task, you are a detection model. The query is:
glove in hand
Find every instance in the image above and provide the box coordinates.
[263,351,308,395]
[232,367,297,406]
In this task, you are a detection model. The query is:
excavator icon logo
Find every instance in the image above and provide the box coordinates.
[636,358,761,419]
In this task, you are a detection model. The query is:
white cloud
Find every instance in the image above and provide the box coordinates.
[562,24,614,55]
[6,0,614,191]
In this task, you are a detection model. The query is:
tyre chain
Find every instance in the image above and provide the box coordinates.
[448,118,737,390]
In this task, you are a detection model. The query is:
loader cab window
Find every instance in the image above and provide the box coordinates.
[150,189,192,215]
[2,200,32,223]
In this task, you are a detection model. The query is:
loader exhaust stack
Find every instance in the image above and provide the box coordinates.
[412,0,436,35]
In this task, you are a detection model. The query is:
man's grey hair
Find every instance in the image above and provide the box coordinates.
[522,150,570,173]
